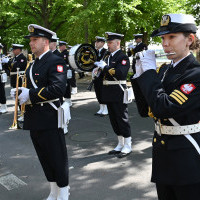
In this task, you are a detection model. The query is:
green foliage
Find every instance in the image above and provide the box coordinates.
[126,72,134,82]
[185,0,200,25]
[0,0,198,52]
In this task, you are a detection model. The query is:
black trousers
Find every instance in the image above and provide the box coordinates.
[68,70,76,87]
[156,183,200,200]
[107,102,131,138]
[64,80,71,98]
[94,79,103,104]
[30,128,69,187]
[0,82,6,104]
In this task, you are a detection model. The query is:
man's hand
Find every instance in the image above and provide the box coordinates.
[92,67,99,79]
[18,87,30,105]
[94,60,107,69]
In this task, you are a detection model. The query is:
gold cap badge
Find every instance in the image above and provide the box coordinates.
[161,15,170,26]
[105,33,108,39]
[28,26,35,33]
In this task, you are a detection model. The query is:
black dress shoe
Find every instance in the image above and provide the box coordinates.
[108,150,121,155]
[94,113,101,116]
[117,152,132,158]
[100,114,108,117]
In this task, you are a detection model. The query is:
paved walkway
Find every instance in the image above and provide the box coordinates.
[0,75,157,200]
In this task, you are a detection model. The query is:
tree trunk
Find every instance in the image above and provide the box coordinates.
[83,0,89,43]
[84,22,89,43]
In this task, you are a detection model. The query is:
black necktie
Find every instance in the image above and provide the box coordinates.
[34,58,39,65]
[168,63,174,71]
[109,55,113,64]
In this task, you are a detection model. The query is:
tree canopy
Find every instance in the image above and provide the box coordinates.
[0,0,199,52]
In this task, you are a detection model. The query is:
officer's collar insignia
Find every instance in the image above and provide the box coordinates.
[29,26,35,33]
[105,33,108,39]
[161,15,170,26]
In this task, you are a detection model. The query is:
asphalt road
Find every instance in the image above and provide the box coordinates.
[0,75,157,200]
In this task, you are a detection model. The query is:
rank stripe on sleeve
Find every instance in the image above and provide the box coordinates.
[169,89,188,105]
[169,94,183,105]
[174,89,188,100]
[38,87,47,100]
[171,91,186,103]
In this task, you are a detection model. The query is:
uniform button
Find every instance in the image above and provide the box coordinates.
[161,140,165,145]
[35,80,38,83]
[154,138,157,143]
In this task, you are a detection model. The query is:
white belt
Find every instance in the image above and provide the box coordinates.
[103,80,126,85]
[10,71,25,75]
[26,98,59,106]
[155,122,200,135]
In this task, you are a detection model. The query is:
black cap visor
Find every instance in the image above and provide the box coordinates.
[151,23,197,37]
[24,30,52,40]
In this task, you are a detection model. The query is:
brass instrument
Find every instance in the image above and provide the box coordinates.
[9,54,33,129]
[10,68,20,129]
[20,54,32,115]
[19,73,27,117]
[18,54,33,128]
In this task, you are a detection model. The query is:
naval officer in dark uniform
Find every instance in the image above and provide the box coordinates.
[15,24,70,200]
[8,44,27,88]
[94,32,132,158]
[50,35,71,134]
[50,34,63,58]
[132,14,200,200]
[59,41,77,97]
[127,34,148,73]
[0,43,9,114]
[93,36,109,116]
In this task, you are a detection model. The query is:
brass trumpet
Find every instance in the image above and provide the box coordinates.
[9,54,32,129]
[10,68,20,129]
[19,54,32,119]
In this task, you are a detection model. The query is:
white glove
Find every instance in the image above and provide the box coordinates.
[2,57,9,63]
[10,88,17,99]
[18,87,30,105]
[133,58,143,79]
[92,67,99,79]
[129,44,136,49]
[136,50,157,73]
[94,60,107,69]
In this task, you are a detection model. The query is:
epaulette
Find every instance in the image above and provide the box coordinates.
[156,65,164,74]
